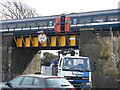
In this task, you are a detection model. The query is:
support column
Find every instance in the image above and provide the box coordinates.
[117,32,120,88]
[23,50,41,74]
[0,33,2,81]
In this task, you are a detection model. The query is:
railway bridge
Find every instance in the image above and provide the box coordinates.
[0,9,120,88]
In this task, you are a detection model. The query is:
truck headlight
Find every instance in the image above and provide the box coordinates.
[86,83,90,85]
[86,82,92,86]
[86,82,92,88]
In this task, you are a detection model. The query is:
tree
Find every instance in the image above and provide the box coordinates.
[41,52,58,66]
[0,0,39,20]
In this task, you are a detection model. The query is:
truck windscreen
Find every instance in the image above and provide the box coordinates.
[62,58,90,72]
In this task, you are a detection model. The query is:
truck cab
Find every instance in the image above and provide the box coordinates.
[57,55,92,88]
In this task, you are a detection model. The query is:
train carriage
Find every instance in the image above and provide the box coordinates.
[0,9,120,34]
[68,9,119,32]
[0,15,61,34]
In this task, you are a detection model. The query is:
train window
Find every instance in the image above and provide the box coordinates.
[35,22,38,27]
[25,23,28,28]
[73,19,77,25]
[8,24,16,29]
[17,23,26,28]
[94,16,105,23]
[44,23,47,26]
[80,18,91,24]
[15,24,17,28]
[49,21,53,26]
[108,15,118,21]
[65,20,68,24]
[56,20,60,25]
[27,22,36,27]
[2,25,8,29]
[37,22,47,27]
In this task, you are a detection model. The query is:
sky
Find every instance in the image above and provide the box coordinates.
[0,0,120,55]
[0,0,120,16]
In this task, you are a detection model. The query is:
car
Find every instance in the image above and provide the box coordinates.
[1,74,75,90]
[0,82,5,88]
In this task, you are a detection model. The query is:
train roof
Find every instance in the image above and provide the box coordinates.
[67,9,119,17]
[0,14,61,24]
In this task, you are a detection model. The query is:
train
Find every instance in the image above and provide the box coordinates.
[0,9,120,34]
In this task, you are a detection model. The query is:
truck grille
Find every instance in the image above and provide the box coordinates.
[64,76,89,88]
[65,76,89,80]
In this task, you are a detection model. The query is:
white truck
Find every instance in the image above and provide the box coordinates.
[52,49,92,88]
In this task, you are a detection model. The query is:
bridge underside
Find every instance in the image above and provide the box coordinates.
[12,32,79,50]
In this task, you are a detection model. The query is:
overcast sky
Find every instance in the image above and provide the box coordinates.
[0,0,120,16]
